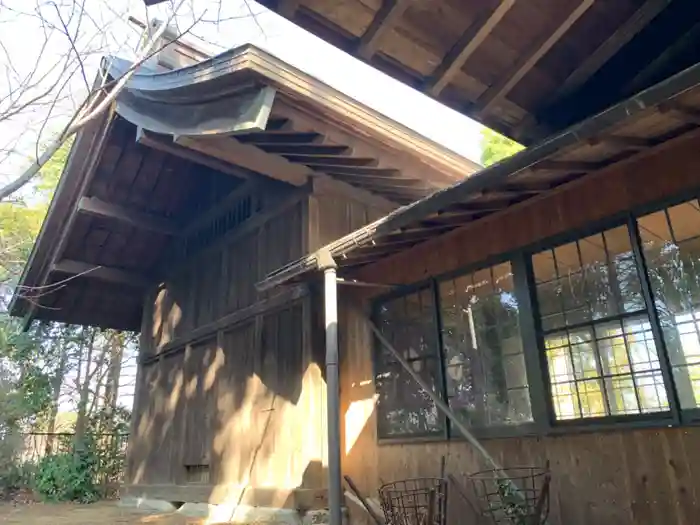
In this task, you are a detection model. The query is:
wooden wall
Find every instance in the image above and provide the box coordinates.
[339,133,700,524]
[127,297,328,500]
[127,175,393,502]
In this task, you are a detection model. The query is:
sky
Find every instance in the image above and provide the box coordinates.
[0,0,485,413]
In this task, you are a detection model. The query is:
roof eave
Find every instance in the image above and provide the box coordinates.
[256,59,700,292]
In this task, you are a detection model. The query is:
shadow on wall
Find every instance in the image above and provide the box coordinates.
[126,297,329,509]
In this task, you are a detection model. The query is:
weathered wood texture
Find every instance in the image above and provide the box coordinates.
[127,177,394,500]
[307,191,393,250]
[127,298,328,500]
[147,182,305,353]
[339,133,700,525]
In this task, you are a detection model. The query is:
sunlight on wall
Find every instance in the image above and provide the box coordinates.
[344,393,378,455]
[212,362,327,496]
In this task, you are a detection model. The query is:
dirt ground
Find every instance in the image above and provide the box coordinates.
[0,501,210,525]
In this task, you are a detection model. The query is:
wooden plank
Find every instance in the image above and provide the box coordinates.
[476,0,596,117]
[532,159,604,172]
[555,0,671,101]
[136,128,251,180]
[77,196,178,236]
[257,143,351,155]
[237,132,321,144]
[282,154,379,167]
[426,0,516,96]
[357,0,410,60]
[52,259,150,288]
[626,21,700,95]
[588,135,655,150]
[149,284,309,358]
[658,102,700,124]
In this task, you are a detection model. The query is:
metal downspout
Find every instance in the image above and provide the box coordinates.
[319,248,342,525]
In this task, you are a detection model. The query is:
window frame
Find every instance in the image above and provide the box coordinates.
[370,188,700,445]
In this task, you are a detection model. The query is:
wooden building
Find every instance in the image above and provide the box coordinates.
[260,62,700,524]
[9,37,479,514]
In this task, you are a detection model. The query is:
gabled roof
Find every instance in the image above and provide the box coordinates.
[10,42,479,330]
[257,59,700,291]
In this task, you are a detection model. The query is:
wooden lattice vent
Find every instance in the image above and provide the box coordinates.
[184,464,210,484]
[183,191,262,258]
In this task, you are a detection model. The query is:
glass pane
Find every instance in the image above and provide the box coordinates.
[533,224,644,336]
[374,288,444,437]
[438,261,532,428]
[638,199,700,410]
[533,222,671,421]
[375,360,443,437]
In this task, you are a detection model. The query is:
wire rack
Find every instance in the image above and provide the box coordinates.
[469,467,550,525]
[379,477,448,525]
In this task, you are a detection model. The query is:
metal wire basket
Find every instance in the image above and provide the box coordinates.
[468,467,550,525]
[379,477,448,525]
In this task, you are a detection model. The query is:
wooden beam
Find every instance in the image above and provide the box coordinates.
[52,259,150,288]
[283,154,378,167]
[177,135,398,209]
[136,128,251,180]
[531,159,603,172]
[476,0,595,117]
[557,0,671,100]
[308,165,400,177]
[626,21,700,95]
[257,144,351,155]
[237,132,321,144]
[357,0,410,60]
[311,176,398,211]
[588,135,655,150]
[78,196,178,236]
[325,171,427,186]
[426,0,515,96]
[659,102,700,124]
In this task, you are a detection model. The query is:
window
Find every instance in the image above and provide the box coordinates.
[532,225,668,420]
[372,194,700,441]
[374,287,444,439]
[638,200,700,410]
[438,262,532,428]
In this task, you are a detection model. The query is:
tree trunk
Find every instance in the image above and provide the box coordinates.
[74,327,96,450]
[103,332,123,414]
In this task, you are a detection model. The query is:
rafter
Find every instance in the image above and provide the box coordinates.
[52,259,150,288]
[237,132,322,144]
[78,196,178,236]
[426,0,515,96]
[358,0,410,60]
[556,0,671,101]
[476,0,595,117]
[658,102,700,124]
[532,160,604,172]
[588,135,655,150]
[136,128,251,180]
[283,154,378,167]
[256,143,351,155]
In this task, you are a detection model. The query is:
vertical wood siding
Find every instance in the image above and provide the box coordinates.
[340,134,700,525]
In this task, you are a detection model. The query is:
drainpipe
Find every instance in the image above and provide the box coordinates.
[318,248,342,525]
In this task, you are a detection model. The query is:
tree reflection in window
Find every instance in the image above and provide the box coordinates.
[374,287,444,438]
[638,200,700,409]
[438,262,532,427]
[532,225,668,420]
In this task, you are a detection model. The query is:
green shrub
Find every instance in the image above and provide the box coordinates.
[34,449,99,503]
[0,461,36,493]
